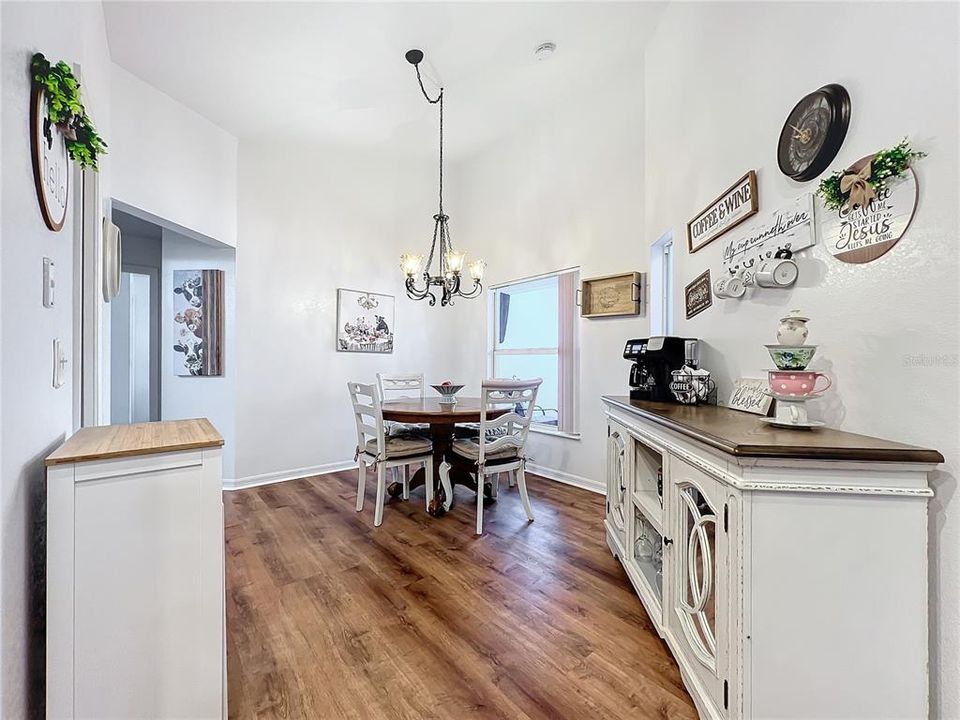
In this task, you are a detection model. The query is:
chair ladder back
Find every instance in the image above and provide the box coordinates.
[376,372,425,401]
[347,381,386,457]
[478,378,542,465]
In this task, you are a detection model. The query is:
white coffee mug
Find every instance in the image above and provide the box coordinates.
[775,400,808,425]
[755,257,799,288]
[714,274,746,299]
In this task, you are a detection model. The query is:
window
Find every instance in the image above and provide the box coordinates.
[490,268,580,436]
[649,231,674,336]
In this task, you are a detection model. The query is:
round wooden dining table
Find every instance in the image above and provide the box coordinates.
[382,397,508,516]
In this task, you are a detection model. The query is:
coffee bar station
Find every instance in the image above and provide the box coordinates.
[603,314,943,719]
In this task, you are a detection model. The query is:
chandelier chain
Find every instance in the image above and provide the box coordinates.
[403,51,482,307]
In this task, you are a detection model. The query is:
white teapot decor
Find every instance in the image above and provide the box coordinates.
[777,310,810,345]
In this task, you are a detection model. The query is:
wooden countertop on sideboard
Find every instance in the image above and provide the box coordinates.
[46,418,224,466]
[603,396,944,464]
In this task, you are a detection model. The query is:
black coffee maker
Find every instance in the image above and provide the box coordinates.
[624,337,699,402]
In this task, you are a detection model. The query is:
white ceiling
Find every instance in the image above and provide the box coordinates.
[103,1,664,158]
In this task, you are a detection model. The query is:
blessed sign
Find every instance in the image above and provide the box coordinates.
[727,378,773,416]
[687,171,758,253]
[684,270,712,319]
[821,162,918,264]
[721,194,816,272]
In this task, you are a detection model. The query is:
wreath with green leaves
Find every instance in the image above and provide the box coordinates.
[817,139,924,211]
[31,53,107,170]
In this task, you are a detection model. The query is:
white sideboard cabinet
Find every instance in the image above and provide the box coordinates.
[46,419,226,720]
[602,396,941,720]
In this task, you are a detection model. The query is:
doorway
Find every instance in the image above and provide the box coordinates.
[110,210,163,422]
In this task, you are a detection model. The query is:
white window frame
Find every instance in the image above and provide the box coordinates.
[487,267,581,439]
[649,231,675,336]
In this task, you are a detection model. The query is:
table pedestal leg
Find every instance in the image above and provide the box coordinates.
[386,424,476,516]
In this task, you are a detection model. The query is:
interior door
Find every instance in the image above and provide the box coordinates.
[667,455,731,716]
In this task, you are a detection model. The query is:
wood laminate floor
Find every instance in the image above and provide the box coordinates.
[225,470,697,719]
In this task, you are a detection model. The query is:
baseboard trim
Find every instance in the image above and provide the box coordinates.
[223,461,357,491]
[224,460,604,495]
[527,463,605,495]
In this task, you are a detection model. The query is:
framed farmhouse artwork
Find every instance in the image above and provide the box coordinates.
[687,170,758,253]
[172,269,224,376]
[336,289,395,353]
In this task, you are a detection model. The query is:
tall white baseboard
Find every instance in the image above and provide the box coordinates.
[223,460,357,491]
[527,463,605,495]
[223,460,605,496]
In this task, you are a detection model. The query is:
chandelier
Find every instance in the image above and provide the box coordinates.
[400,49,485,306]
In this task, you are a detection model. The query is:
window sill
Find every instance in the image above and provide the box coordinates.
[530,426,581,440]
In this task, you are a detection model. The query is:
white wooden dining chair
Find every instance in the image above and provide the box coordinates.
[439,378,542,535]
[376,372,425,402]
[376,372,430,486]
[348,381,434,527]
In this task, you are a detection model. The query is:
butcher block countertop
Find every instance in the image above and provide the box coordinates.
[46,419,223,466]
[603,396,944,464]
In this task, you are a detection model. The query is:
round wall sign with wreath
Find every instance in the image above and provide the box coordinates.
[29,53,107,232]
[818,141,923,264]
[31,86,70,231]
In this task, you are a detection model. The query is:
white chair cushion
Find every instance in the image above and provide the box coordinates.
[451,438,519,461]
[366,436,432,459]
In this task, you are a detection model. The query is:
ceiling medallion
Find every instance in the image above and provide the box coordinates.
[399,49,484,307]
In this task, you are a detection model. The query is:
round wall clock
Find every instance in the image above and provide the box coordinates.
[777,83,850,182]
[30,87,70,231]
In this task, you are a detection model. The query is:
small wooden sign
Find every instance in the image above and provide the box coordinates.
[30,87,70,232]
[820,154,918,264]
[687,171,758,253]
[580,272,644,318]
[727,378,773,416]
[684,270,712,319]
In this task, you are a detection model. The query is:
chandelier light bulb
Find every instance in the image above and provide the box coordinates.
[468,259,486,281]
[445,250,466,274]
[400,254,424,277]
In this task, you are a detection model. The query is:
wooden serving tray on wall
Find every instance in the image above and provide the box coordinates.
[580,272,644,318]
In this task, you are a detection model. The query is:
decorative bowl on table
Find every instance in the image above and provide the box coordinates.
[765,344,817,371]
[430,382,465,405]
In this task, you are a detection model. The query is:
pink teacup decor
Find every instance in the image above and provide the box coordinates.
[767,370,832,397]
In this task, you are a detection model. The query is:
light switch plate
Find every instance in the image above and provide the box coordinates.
[53,338,66,389]
[43,257,55,308]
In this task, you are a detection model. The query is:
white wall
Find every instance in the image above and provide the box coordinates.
[111,64,238,247]
[447,3,959,710]
[161,229,237,478]
[445,56,647,490]
[233,141,460,484]
[0,2,112,716]
[643,2,959,715]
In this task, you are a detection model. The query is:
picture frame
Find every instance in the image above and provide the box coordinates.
[727,377,773,416]
[687,170,758,253]
[172,269,225,376]
[684,269,713,319]
[336,289,395,354]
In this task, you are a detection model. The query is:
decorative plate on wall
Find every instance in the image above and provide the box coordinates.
[31,87,70,231]
[777,84,850,182]
[820,153,918,264]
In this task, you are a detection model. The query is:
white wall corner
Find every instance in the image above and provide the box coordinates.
[223,460,358,491]
[528,463,605,495]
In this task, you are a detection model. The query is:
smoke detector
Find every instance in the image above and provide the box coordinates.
[534,42,557,61]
